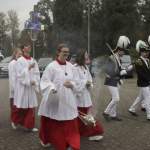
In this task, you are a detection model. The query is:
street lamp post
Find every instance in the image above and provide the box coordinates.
[80,0,91,55]
[24,10,44,58]
[29,29,38,58]
[33,40,35,58]
[87,3,90,56]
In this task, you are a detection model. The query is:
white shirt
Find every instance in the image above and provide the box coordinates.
[8,59,17,98]
[14,56,40,108]
[38,60,78,120]
[73,65,93,107]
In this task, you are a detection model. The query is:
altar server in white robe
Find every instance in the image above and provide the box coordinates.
[8,48,22,129]
[38,43,80,150]
[13,44,40,131]
[73,49,104,141]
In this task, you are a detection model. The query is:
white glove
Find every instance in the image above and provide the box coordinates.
[120,69,127,76]
[126,65,133,71]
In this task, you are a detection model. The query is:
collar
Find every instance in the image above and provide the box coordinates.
[56,58,66,65]
[140,56,149,62]
[23,55,31,60]
[140,56,149,68]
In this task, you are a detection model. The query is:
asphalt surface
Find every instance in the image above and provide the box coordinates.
[0,77,150,150]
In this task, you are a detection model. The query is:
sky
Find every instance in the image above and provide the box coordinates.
[0,0,39,29]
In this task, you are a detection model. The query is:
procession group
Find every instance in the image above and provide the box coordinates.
[8,43,104,150]
[7,35,150,150]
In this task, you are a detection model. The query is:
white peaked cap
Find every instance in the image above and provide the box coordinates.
[148,35,150,45]
[136,40,149,53]
[116,35,130,49]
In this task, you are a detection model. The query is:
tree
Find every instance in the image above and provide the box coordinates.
[28,0,55,56]
[139,0,150,39]
[0,12,13,56]
[53,0,83,53]
[35,0,54,27]
[100,0,140,51]
[81,0,103,56]
[0,12,8,49]
[54,0,83,31]
[7,10,20,49]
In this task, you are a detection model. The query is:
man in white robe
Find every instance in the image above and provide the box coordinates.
[38,44,80,150]
[13,44,40,131]
[128,40,150,120]
[8,48,22,129]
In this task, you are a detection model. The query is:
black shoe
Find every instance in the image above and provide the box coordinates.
[102,112,110,121]
[141,108,146,112]
[128,110,138,117]
[147,118,150,121]
[110,116,122,121]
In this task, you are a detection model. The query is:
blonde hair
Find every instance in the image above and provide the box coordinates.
[12,48,21,60]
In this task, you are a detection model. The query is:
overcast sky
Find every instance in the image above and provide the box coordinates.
[0,0,39,29]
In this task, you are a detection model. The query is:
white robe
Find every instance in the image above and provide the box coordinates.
[73,65,93,107]
[38,60,78,121]
[14,56,40,108]
[8,59,17,99]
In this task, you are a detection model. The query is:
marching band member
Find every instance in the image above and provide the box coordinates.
[12,44,40,131]
[103,36,132,121]
[129,36,150,114]
[8,48,22,129]
[38,44,80,150]
[128,40,150,120]
[73,49,104,141]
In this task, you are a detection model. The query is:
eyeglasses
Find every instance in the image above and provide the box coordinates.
[24,46,31,50]
[24,45,31,48]
[61,51,70,54]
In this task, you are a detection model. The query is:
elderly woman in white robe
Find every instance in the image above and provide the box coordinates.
[38,44,80,150]
[13,44,40,132]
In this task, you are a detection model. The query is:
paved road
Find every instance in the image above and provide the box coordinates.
[0,77,150,150]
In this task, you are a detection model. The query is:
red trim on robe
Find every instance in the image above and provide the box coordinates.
[78,107,104,137]
[23,55,31,60]
[39,116,50,145]
[56,58,66,65]
[11,105,35,129]
[39,116,80,150]
[10,98,14,122]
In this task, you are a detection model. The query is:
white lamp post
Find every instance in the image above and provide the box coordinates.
[28,29,39,58]
[80,0,91,55]
[87,2,90,55]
